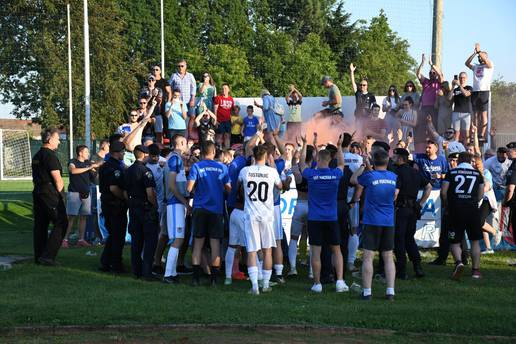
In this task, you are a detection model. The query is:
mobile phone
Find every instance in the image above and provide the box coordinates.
[453,75,458,80]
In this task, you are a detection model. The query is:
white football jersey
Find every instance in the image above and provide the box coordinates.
[238,164,281,220]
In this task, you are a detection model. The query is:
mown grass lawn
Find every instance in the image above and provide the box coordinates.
[1,180,515,342]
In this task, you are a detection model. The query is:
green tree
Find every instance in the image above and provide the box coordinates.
[351,10,416,95]
[205,44,261,97]
[490,78,516,133]
[323,2,358,79]
[0,0,139,139]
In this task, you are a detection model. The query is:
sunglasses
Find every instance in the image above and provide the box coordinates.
[153,68,160,71]
[130,114,139,117]
[360,84,367,87]
[389,89,395,92]
[406,85,414,88]
[445,131,454,135]
[139,102,147,105]
[177,64,186,68]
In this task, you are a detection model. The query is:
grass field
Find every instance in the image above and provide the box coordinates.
[1,180,516,343]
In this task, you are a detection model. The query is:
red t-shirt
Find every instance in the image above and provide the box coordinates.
[214,95,234,122]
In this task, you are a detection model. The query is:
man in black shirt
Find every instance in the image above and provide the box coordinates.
[62,145,101,248]
[125,145,160,280]
[393,148,432,279]
[32,128,68,266]
[503,142,516,241]
[441,152,484,280]
[450,72,473,143]
[350,63,376,123]
[99,141,127,273]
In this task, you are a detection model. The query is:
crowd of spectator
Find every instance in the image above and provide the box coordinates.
[32,43,516,299]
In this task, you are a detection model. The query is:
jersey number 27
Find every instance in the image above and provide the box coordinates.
[454,175,477,194]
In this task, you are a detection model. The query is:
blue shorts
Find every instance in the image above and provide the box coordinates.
[216,121,231,134]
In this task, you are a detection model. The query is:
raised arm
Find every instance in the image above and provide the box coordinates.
[272,129,285,156]
[430,58,444,82]
[349,63,357,93]
[416,53,426,82]
[298,134,307,173]
[465,46,477,70]
[336,134,345,171]
[426,115,440,141]
[478,51,493,68]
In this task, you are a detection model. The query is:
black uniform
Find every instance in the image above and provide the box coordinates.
[506,159,516,233]
[99,156,127,272]
[394,163,430,277]
[337,166,353,275]
[125,160,159,279]
[32,147,68,264]
[444,166,484,244]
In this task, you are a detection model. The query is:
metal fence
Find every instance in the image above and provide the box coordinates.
[29,139,101,177]
[492,133,516,150]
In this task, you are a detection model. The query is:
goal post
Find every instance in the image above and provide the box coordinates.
[0,129,32,180]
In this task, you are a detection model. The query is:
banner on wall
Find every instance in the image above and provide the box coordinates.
[279,188,443,248]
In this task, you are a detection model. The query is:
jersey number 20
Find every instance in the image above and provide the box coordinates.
[247,181,269,202]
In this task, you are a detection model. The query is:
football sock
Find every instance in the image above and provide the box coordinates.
[274,264,283,277]
[164,246,179,277]
[288,240,298,270]
[225,247,236,279]
[248,266,259,290]
[263,269,272,289]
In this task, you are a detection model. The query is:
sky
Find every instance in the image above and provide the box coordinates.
[345,0,516,82]
[1,0,515,119]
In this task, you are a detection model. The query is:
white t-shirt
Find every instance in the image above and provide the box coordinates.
[238,164,281,220]
[472,63,494,92]
[343,152,363,173]
[484,155,512,187]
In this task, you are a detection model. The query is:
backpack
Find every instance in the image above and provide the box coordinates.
[272,98,285,116]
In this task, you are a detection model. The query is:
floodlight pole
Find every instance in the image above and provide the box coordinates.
[160,0,165,76]
[431,0,443,69]
[83,0,91,149]
[67,3,74,158]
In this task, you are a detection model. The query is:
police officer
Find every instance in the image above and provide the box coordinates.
[392,148,432,279]
[99,141,127,273]
[125,145,160,280]
[32,128,68,266]
[503,142,516,239]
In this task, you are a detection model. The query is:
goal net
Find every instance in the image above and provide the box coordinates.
[0,129,32,180]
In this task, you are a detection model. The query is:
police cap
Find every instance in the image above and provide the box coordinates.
[134,145,149,154]
[110,141,125,153]
[448,152,459,159]
[506,142,516,149]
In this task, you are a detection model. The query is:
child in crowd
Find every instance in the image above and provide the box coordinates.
[195,102,217,145]
[230,105,244,145]
[241,105,260,142]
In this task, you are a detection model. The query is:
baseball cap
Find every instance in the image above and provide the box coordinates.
[320,75,332,85]
[497,147,508,154]
[110,141,125,153]
[134,145,149,154]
